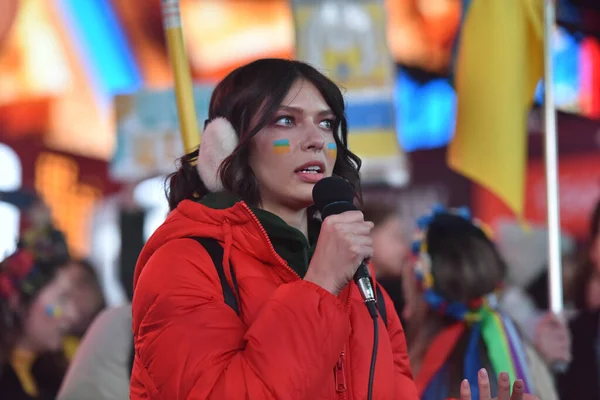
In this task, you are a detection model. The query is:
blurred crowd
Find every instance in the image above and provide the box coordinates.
[0,186,598,399]
[0,190,105,399]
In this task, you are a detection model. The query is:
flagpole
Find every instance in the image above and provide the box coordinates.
[161,0,199,153]
[543,0,564,315]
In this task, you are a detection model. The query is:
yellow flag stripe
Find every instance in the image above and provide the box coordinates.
[348,131,401,158]
[448,0,543,218]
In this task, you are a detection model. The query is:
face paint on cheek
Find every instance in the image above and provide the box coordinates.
[327,142,337,159]
[272,139,291,154]
[45,304,62,319]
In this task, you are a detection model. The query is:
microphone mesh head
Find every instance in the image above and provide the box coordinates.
[312,176,355,213]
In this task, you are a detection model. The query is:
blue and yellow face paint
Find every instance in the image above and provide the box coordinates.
[45,304,62,319]
[327,142,337,158]
[272,139,291,154]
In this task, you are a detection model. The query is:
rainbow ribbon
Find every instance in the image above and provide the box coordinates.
[419,309,535,398]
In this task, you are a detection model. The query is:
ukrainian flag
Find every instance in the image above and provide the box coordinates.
[448,0,544,218]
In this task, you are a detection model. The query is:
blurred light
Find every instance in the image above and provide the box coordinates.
[34,153,102,257]
[133,176,169,241]
[386,168,409,187]
[57,0,142,98]
[395,27,600,152]
[21,1,70,93]
[182,1,294,74]
[320,3,340,25]
[580,37,600,117]
[533,27,600,118]
[0,0,118,160]
[93,216,124,306]
[0,0,71,102]
[394,68,456,151]
[0,143,21,259]
[344,5,371,31]
[535,27,581,112]
[386,0,461,73]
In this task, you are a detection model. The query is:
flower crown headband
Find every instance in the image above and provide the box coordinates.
[0,249,37,300]
[0,227,69,314]
[411,205,499,323]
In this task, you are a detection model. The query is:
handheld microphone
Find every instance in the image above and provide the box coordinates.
[312,176,378,318]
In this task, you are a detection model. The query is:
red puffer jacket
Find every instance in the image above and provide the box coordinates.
[130,198,419,399]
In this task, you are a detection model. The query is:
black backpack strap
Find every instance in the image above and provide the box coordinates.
[191,237,240,315]
[375,283,388,328]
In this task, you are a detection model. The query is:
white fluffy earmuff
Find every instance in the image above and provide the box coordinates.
[196,117,239,192]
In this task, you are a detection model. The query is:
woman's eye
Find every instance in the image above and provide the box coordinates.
[275,116,294,127]
[320,119,334,130]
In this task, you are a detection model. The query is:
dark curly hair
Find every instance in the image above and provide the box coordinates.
[166,58,362,211]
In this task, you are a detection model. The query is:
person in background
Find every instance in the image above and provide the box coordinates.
[57,303,133,400]
[557,199,600,400]
[523,266,573,369]
[500,265,573,371]
[58,194,146,400]
[403,206,557,400]
[361,200,410,323]
[25,260,106,376]
[498,223,574,370]
[0,226,79,399]
[61,259,105,361]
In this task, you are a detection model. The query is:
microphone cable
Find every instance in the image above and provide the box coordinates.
[368,305,379,400]
[363,285,380,400]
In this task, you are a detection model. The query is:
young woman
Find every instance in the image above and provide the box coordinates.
[0,226,80,399]
[403,206,557,400]
[130,58,534,400]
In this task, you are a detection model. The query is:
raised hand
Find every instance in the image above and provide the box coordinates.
[459,369,539,400]
[534,312,571,365]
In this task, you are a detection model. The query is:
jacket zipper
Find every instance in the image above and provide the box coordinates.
[241,201,354,399]
[335,351,347,394]
[336,284,353,399]
[240,202,300,279]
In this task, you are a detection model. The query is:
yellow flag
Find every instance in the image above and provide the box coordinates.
[448,0,544,218]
